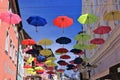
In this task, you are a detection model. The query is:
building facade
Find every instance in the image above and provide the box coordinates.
[81,0,120,80]
[0,0,21,80]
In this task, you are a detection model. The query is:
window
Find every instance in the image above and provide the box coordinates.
[94,0,98,6]
[14,50,18,65]
[9,39,13,59]
[5,31,9,53]
[12,46,15,61]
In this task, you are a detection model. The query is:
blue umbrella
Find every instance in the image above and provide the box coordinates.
[25,49,39,57]
[27,16,47,32]
[37,55,46,62]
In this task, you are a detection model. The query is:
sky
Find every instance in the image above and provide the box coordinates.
[18,0,82,77]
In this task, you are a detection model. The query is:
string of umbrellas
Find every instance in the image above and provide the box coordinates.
[0,10,120,79]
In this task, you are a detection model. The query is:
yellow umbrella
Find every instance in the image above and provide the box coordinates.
[38,38,53,47]
[47,57,57,61]
[45,60,57,67]
[26,57,34,64]
[26,68,36,74]
[34,66,44,70]
[103,10,120,21]
[40,49,52,56]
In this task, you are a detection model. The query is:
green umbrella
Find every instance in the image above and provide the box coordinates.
[74,33,91,41]
[78,13,98,24]
[74,44,89,50]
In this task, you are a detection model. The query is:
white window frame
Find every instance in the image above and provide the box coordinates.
[9,39,13,58]
[5,31,9,53]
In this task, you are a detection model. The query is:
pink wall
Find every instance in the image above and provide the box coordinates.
[0,0,18,80]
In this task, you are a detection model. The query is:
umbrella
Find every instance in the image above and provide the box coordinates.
[23,65,32,68]
[93,26,111,34]
[26,57,34,64]
[53,16,73,28]
[45,60,57,67]
[78,13,98,24]
[37,55,46,62]
[46,67,55,71]
[38,38,53,47]
[36,70,44,74]
[56,37,71,44]
[40,49,52,56]
[21,39,36,46]
[70,48,84,55]
[55,48,69,54]
[47,57,57,61]
[90,38,105,45]
[74,57,83,64]
[25,49,39,57]
[36,62,45,67]
[57,69,65,73]
[0,12,21,28]
[60,54,71,59]
[103,10,120,21]
[57,60,68,66]
[27,16,47,32]
[75,33,91,41]
[74,44,89,50]
[47,71,55,74]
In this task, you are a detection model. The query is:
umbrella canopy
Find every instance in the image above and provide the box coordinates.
[36,62,45,67]
[36,70,44,74]
[26,57,34,64]
[60,54,71,59]
[34,66,44,70]
[78,13,98,24]
[21,39,36,46]
[0,12,21,25]
[37,55,46,62]
[47,71,55,74]
[57,60,68,66]
[57,69,65,73]
[45,60,57,67]
[40,49,52,56]
[46,67,55,71]
[103,10,120,21]
[55,48,69,54]
[27,16,47,32]
[53,16,73,28]
[90,38,105,45]
[74,57,83,64]
[23,65,32,68]
[93,26,111,34]
[74,44,89,50]
[75,33,91,41]
[25,49,39,57]
[38,38,53,47]
[46,57,57,61]
[56,37,71,44]
[70,48,84,55]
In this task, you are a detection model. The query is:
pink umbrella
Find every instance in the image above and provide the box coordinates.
[0,12,21,28]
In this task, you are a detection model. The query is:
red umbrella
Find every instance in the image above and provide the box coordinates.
[90,38,105,44]
[46,67,55,71]
[60,54,71,59]
[23,65,32,68]
[36,70,44,74]
[21,39,36,46]
[47,71,55,74]
[57,69,65,73]
[93,26,111,34]
[55,48,68,54]
[53,16,73,28]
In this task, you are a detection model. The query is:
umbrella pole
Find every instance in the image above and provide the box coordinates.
[36,26,38,32]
